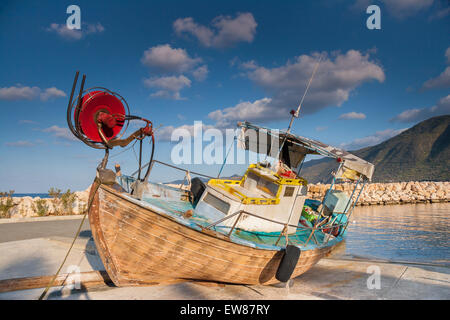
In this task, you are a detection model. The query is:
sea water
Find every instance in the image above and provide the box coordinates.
[12,193,51,199]
[342,202,450,266]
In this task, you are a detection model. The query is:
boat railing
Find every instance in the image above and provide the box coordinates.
[132,159,216,180]
[205,208,347,246]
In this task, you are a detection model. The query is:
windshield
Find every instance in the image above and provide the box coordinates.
[244,171,279,197]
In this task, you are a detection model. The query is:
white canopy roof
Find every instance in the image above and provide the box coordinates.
[237,121,375,181]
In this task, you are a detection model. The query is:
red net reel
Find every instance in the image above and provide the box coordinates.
[76,90,126,142]
[67,71,155,181]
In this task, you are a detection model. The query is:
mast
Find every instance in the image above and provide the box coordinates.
[274,56,322,164]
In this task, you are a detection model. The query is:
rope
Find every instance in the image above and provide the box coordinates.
[38,181,101,300]
[132,159,215,180]
[109,140,137,158]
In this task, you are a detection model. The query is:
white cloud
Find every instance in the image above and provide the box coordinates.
[421,47,450,90]
[192,65,209,81]
[40,87,67,101]
[341,128,408,150]
[144,75,192,100]
[5,140,34,147]
[154,123,216,142]
[0,86,40,100]
[208,97,281,128]
[240,60,258,70]
[154,126,177,141]
[140,45,206,99]
[42,125,77,141]
[429,6,450,20]
[243,51,384,110]
[383,0,434,18]
[422,66,450,90]
[85,23,105,33]
[150,90,185,100]
[315,126,328,132]
[46,22,104,40]
[46,23,82,40]
[338,112,367,120]
[144,75,191,91]
[141,44,201,73]
[173,13,257,48]
[210,50,384,125]
[0,86,66,101]
[173,17,214,47]
[390,94,450,123]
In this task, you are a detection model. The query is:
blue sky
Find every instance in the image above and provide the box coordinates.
[0,0,449,192]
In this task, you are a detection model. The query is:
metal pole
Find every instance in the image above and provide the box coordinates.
[137,139,143,180]
[66,71,79,138]
[75,74,86,134]
[275,225,288,246]
[341,180,367,234]
[218,136,236,178]
[304,161,343,246]
[337,175,362,225]
[277,184,303,247]
[143,160,155,183]
[205,210,243,229]
[296,157,306,176]
[323,175,362,244]
[227,212,243,237]
[343,176,362,213]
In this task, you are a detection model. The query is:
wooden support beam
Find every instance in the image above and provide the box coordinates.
[0,270,113,293]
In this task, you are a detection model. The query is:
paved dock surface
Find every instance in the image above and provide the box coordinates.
[0,216,449,300]
[0,216,90,243]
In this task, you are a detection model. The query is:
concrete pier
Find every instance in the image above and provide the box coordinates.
[0,216,448,300]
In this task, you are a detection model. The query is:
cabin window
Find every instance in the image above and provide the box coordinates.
[203,193,230,214]
[284,186,295,197]
[246,171,279,197]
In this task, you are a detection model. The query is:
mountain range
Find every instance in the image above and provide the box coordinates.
[301,115,450,183]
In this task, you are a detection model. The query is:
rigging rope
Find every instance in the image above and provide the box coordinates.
[109,140,137,159]
[38,181,101,300]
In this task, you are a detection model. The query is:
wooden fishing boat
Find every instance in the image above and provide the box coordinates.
[88,181,338,286]
[64,70,374,287]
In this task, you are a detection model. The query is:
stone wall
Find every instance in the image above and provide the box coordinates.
[307,181,450,206]
[4,187,90,219]
[2,181,449,219]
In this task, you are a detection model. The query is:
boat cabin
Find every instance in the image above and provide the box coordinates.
[194,163,307,234]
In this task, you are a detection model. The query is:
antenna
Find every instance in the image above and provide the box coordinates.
[286,55,322,135]
[273,55,322,165]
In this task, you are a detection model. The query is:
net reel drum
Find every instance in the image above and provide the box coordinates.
[67,71,154,182]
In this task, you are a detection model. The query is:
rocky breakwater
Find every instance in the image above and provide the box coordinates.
[1,187,91,219]
[307,181,450,206]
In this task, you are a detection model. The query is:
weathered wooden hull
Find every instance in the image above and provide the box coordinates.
[89,183,338,286]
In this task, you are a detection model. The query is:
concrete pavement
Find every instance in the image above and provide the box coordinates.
[0,216,90,243]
